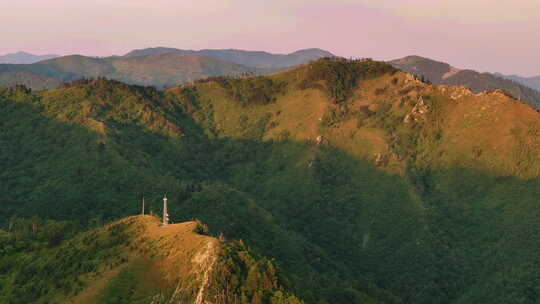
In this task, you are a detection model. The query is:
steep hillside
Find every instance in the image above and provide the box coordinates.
[124,47,334,68]
[0,53,268,89]
[390,55,540,109]
[0,215,302,304]
[0,51,59,64]
[3,58,540,303]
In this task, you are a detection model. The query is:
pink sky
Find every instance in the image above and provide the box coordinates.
[1,0,539,76]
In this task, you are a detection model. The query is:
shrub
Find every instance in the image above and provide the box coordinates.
[193,219,209,235]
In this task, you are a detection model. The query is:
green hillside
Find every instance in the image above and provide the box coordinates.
[2,58,540,303]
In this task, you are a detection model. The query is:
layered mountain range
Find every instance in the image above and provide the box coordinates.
[3,58,540,303]
[0,48,334,89]
[2,50,539,115]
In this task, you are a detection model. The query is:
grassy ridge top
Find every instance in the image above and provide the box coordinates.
[0,215,302,304]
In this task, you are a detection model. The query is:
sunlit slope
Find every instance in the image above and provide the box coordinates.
[175,58,540,178]
[68,216,219,304]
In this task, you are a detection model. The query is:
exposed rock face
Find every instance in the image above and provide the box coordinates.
[194,242,218,304]
[405,73,421,84]
[404,96,429,123]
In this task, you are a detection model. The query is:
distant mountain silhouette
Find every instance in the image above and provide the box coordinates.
[124,47,335,68]
[494,73,540,91]
[0,53,273,89]
[0,51,59,64]
[0,48,333,90]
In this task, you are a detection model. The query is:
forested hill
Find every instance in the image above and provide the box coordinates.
[2,58,540,303]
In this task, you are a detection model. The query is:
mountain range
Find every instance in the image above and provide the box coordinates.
[0,48,334,89]
[3,57,540,303]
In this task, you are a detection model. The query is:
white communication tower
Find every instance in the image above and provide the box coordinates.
[162,195,169,226]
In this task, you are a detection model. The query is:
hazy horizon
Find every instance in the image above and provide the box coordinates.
[2,0,539,76]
